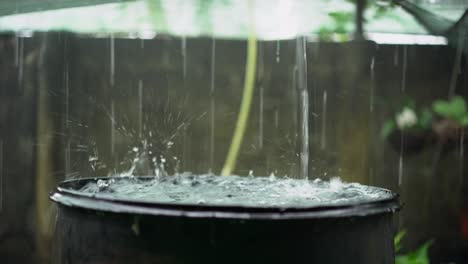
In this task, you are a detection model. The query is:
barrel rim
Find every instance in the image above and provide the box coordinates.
[50,176,400,220]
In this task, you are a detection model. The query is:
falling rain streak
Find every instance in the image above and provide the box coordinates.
[370,57,375,113]
[401,45,407,92]
[296,37,310,179]
[276,40,280,63]
[17,36,24,86]
[182,36,187,80]
[210,38,216,170]
[138,80,143,138]
[110,100,116,155]
[321,90,327,150]
[65,139,71,178]
[259,85,264,150]
[393,46,399,66]
[398,134,404,186]
[110,34,115,87]
[64,64,69,128]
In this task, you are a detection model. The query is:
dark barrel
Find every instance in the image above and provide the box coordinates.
[50,177,400,264]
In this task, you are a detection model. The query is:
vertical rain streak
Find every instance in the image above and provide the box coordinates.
[209,38,216,170]
[259,85,264,150]
[182,36,187,80]
[18,36,24,86]
[65,139,71,179]
[110,100,116,155]
[370,56,375,113]
[14,33,19,67]
[401,45,407,92]
[321,90,327,150]
[64,63,69,128]
[398,133,404,186]
[393,45,399,66]
[276,40,280,63]
[458,129,465,191]
[138,80,143,138]
[110,34,115,87]
[296,36,309,179]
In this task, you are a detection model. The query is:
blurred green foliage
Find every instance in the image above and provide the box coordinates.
[433,96,468,127]
[394,231,433,264]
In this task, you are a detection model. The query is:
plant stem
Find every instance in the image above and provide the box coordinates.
[221,1,257,176]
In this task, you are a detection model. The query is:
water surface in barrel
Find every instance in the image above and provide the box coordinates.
[78,174,393,208]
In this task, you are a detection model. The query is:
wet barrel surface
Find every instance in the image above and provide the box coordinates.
[50,176,400,264]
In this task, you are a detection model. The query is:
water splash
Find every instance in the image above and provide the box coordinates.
[79,174,393,208]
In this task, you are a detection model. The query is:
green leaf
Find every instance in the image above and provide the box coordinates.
[451,96,467,118]
[395,240,433,264]
[394,230,406,253]
[433,96,467,121]
[381,120,396,139]
[433,100,452,117]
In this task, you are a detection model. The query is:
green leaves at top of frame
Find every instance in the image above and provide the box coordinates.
[433,96,468,127]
